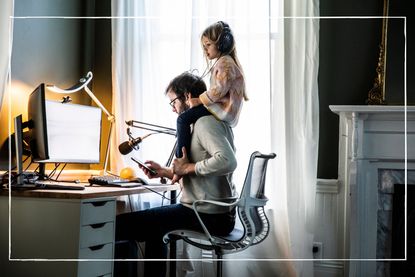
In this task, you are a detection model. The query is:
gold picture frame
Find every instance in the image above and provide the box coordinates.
[366,0,389,105]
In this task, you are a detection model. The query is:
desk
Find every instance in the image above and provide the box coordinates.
[0,183,179,277]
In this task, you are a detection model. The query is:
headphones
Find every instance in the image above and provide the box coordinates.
[217,21,234,54]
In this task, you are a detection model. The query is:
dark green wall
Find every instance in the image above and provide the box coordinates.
[0,0,112,170]
[318,0,413,178]
[12,0,84,89]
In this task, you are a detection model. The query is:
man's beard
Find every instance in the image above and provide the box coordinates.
[179,101,190,114]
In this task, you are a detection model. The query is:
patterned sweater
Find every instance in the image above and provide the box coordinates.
[199,55,246,127]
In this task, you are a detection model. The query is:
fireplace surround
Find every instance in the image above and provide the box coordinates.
[330,105,415,276]
[377,170,415,276]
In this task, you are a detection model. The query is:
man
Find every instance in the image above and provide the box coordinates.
[115,72,237,277]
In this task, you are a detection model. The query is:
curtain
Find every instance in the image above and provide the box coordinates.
[272,0,320,276]
[111,0,319,276]
[283,0,320,273]
[0,0,14,110]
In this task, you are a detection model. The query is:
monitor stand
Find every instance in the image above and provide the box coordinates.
[12,115,39,188]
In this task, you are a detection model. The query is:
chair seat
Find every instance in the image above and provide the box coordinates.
[218,227,244,242]
[164,227,246,253]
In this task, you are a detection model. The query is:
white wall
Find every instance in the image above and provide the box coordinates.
[314,179,345,277]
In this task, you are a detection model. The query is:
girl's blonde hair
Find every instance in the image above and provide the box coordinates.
[201,22,248,101]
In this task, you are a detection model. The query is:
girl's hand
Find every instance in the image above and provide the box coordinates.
[171,173,182,184]
[171,147,195,185]
[187,98,202,108]
[171,148,187,184]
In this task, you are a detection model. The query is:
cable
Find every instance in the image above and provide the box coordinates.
[161,191,166,206]
[198,54,223,79]
[106,171,121,177]
[47,163,61,179]
[141,185,183,202]
[4,155,31,174]
[128,194,134,212]
[136,241,145,259]
[23,158,33,172]
[55,163,67,180]
[3,155,32,186]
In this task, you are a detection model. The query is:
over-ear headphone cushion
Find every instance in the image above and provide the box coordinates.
[217,21,234,54]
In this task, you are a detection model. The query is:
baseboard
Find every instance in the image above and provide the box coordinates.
[314,260,344,277]
[316,179,339,194]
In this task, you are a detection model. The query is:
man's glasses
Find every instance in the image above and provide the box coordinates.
[169,96,182,108]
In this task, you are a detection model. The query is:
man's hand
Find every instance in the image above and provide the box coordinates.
[171,147,195,184]
[138,160,164,179]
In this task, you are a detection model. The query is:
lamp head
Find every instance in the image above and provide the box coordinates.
[46,71,93,94]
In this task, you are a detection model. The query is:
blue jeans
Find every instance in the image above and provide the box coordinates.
[115,203,235,277]
[176,105,211,158]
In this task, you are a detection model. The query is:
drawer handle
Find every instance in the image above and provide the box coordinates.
[89,244,105,251]
[90,201,109,207]
[90,223,106,229]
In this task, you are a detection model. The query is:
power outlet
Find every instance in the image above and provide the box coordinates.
[313,242,323,259]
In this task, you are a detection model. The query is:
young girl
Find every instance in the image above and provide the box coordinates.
[175,21,248,159]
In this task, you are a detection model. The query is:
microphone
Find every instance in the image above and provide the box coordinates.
[118,133,152,155]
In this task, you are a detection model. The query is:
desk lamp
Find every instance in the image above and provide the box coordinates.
[46,71,114,174]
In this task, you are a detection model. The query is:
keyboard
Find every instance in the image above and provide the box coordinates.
[34,181,85,190]
[88,175,145,188]
[11,180,85,190]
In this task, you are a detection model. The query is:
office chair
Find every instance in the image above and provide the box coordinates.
[164,151,276,277]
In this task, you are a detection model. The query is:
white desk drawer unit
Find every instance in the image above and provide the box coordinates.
[81,199,116,225]
[80,222,114,248]
[78,198,116,277]
[78,243,114,276]
[2,183,179,277]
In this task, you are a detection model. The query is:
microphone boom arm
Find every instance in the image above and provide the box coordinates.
[124,120,177,184]
[126,120,176,136]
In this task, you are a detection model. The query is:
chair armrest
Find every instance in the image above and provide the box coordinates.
[191,199,240,243]
[241,197,268,207]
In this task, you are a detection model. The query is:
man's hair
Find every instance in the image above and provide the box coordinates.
[165,72,207,98]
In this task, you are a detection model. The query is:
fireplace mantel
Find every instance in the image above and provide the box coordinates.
[329,105,415,276]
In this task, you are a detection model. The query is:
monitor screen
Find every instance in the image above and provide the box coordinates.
[43,100,102,163]
[28,84,102,164]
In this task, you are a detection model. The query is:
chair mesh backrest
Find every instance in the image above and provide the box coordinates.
[237,151,275,246]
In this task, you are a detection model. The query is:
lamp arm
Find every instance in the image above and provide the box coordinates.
[84,86,115,122]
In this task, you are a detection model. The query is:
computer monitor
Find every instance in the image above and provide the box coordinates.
[26,83,102,179]
[14,115,24,185]
[27,83,48,161]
